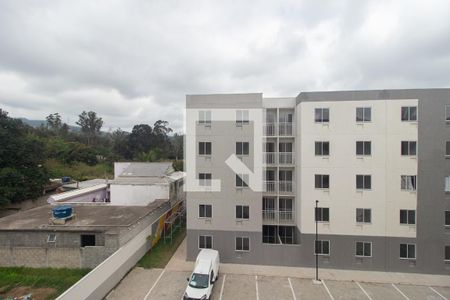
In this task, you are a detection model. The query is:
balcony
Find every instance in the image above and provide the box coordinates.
[263,123,276,136]
[278,122,293,136]
[263,152,277,165]
[279,181,293,193]
[279,152,294,165]
[262,210,295,224]
[264,181,277,193]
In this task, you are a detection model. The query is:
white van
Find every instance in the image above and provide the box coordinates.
[183,249,220,300]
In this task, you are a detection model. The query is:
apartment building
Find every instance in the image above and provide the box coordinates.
[185,89,450,274]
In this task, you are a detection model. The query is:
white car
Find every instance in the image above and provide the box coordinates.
[183,249,220,300]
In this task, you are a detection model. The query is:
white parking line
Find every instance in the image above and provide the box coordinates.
[219,274,227,300]
[288,277,297,300]
[143,269,165,300]
[430,287,448,300]
[321,280,335,300]
[356,282,373,300]
[255,275,259,300]
[392,283,410,300]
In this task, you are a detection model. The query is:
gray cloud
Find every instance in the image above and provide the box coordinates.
[0,0,449,132]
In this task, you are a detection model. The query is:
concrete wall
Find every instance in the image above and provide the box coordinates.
[110,184,169,206]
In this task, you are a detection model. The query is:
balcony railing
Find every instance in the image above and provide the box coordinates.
[278,122,293,136]
[264,181,277,193]
[263,123,276,136]
[263,152,277,164]
[279,152,294,164]
[262,210,295,224]
[279,181,293,193]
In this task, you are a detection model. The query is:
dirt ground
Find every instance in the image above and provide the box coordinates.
[0,286,57,300]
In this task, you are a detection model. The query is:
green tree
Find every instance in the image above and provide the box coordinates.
[46,113,62,131]
[112,128,132,159]
[76,111,103,145]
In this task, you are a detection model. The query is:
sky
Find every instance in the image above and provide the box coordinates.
[0,0,449,133]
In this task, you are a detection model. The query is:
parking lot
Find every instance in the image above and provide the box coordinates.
[107,268,450,300]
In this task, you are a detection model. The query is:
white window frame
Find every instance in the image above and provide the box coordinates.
[198,142,212,156]
[314,240,330,256]
[400,209,416,225]
[236,110,249,126]
[446,105,450,123]
[445,210,450,227]
[315,141,330,156]
[401,106,418,122]
[198,110,212,126]
[235,236,250,252]
[356,107,371,123]
[356,208,372,224]
[315,108,330,123]
[198,173,212,187]
[236,142,250,156]
[315,207,330,222]
[47,233,56,243]
[356,141,371,156]
[236,205,250,220]
[401,141,417,156]
[446,176,450,193]
[198,235,213,249]
[446,141,450,157]
[315,174,330,189]
[401,175,417,191]
[235,174,249,188]
[355,241,372,257]
[400,243,416,259]
[356,175,371,190]
[198,204,212,219]
[445,246,450,262]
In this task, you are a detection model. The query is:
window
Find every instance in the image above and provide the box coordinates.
[315,207,330,222]
[198,110,211,125]
[235,174,249,188]
[199,204,212,218]
[236,205,249,220]
[81,234,96,247]
[401,175,417,191]
[401,141,417,156]
[446,105,450,122]
[400,243,416,259]
[315,240,330,255]
[356,208,372,223]
[236,142,250,156]
[47,234,56,243]
[446,142,450,156]
[315,174,330,189]
[356,107,371,122]
[315,141,330,156]
[235,237,250,251]
[400,210,416,225]
[446,176,450,193]
[445,211,450,226]
[401,106,417,121]
[199,142,212,155]
[356,141,371,156]
[446,246,450,261]
[199,173,211,187]
[356,242,372,257]
[236,110,249,125]
[356,175,371,190]
[199,235,213,249]
[315,108,329,123]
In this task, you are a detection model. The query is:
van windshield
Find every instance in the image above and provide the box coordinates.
[189,273,209,289]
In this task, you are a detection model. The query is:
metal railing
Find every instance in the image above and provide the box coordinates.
[279,181,293,193]
[279,152,294,164]
[263,152,277,164]
[263,123,276,136]
[278,122,293,136]
[264,181,277,193]
[262,210,295,224]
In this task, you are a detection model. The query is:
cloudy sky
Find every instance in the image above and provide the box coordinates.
[0,0,449,132]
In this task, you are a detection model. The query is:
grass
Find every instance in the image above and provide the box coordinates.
[138,225,186,269]
[0,267,90,300]
[44,159,113,181]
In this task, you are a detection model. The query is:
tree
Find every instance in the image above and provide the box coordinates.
[76,111,103,145]
[46,113,62,131]
[128,124,153,157]
[112,128,132,159]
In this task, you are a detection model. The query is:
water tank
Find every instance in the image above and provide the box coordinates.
[52,205,73,219]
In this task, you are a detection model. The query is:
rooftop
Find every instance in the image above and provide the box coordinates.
[63,178,108,189]
[0,199,170,234]
[119,162,173,177]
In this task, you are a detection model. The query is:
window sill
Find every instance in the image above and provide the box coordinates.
[235,250,250,253]
[356,222,372,225]
[356,155,371,159]
[356,121,371,124]
[399,257,416,261]
[356,189,371,192]
[355,255,372,258]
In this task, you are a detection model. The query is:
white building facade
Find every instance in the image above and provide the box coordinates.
[186,89,450,274]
